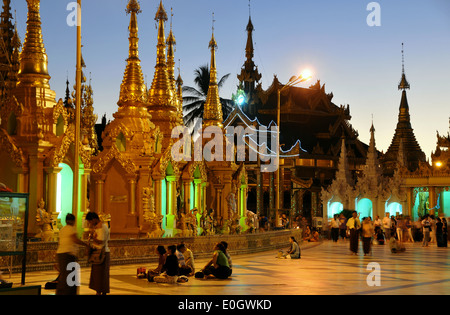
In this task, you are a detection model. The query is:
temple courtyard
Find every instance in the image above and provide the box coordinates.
[7,240,449,296]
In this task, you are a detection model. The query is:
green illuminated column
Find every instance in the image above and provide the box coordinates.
[165,176,177,236]
[194,179,202,211]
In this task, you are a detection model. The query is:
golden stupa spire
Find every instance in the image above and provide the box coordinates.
[118,0,147,106]
[176,59,183,103]
[148,0,175,109]
[166,7,182,123]
[203,13,223,128]
[17,0,51,89]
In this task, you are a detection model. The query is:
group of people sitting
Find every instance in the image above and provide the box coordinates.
[143,241,233,284]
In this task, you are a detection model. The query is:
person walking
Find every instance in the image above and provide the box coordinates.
[436,217,445,247]
[56,213,89,295]
[442,218,448,248]
[361,217,374,256]
[339,214,347,242]
[86,212,110,295]
[430,215,437,244]
[346,211,361,255]
[330,214,340,243]
[421,215,432,247]
[405,216,414,242]
[382,213,391,240]
[396,215,404,242]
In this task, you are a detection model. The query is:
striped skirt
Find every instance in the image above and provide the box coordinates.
[89,252,110,294]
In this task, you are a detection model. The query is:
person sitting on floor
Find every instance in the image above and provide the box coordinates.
[147,245,167,279]
[196,242,231,280]
[389,236,405,253]
[308,228,320,242]
[152,245,179,284]
[221,241,233,276]
[375,229,385,245]
[277,236,301,259]
[177,243,195,276]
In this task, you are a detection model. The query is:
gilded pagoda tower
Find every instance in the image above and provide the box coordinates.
[91,0,157,235]
[201,28,245,228]
[0,0,93,236]
[147,1,180,144]
[381,45,426,176]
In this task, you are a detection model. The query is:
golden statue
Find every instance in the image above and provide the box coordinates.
[35,198,53,241]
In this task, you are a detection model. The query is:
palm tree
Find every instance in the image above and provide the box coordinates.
[182,64,234,132]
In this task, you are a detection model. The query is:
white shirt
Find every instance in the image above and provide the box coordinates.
[93,223,110,252]
[330,218,339,228]
[56,224,78,256]
[382,217,391,229]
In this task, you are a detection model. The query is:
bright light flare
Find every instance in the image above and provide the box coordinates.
[300,69,313,81]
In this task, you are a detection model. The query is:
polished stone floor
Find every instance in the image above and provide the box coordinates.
[6,239,450,295]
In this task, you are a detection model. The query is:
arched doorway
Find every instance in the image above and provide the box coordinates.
[328,201,343,218]
[357,198,373,218]
[387,202,402,216]
[56,163,73,226]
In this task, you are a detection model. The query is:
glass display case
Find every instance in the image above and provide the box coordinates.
[0,193,29,285]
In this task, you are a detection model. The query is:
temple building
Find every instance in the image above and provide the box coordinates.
[321,47,450,221]
[89,0,249,238]
[0,0,96,236]
[232,12,369,224]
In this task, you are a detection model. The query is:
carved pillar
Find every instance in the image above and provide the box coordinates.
[154,177,163,216]
[406,187,413,217]
[44,166,62,215]
[269,172,274,219]
[429,186,436,215]
[94,176,106,213]
[183,180,191,214]
[127,177,136,215]
[202,181,207,214]
[216,187,222,219]
[256,168,262,215]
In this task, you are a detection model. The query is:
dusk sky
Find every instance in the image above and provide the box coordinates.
[11,0,450,159]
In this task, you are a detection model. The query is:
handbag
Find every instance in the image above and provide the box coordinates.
[88,246,106,265]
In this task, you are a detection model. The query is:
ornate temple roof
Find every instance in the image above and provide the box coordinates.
[256,76,367,161]
[381,46,426,175]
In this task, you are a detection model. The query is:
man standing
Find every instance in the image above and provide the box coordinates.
[346,211,361,255]
[56,213,88,295]
[382,212,391,240]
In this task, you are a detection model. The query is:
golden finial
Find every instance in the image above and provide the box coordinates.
[148,0,176,109]
[118,0,147,106]
[18,0,51,88]
[203,13,223,129]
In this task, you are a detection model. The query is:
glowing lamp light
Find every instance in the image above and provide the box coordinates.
[237,94,245,106]
[232,89,247,107]
[300,69,313,81]
[435,161,442,167]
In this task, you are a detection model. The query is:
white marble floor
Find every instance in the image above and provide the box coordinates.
[6,240,450,296]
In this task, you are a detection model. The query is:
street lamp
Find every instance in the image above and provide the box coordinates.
[275,72,312,227]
